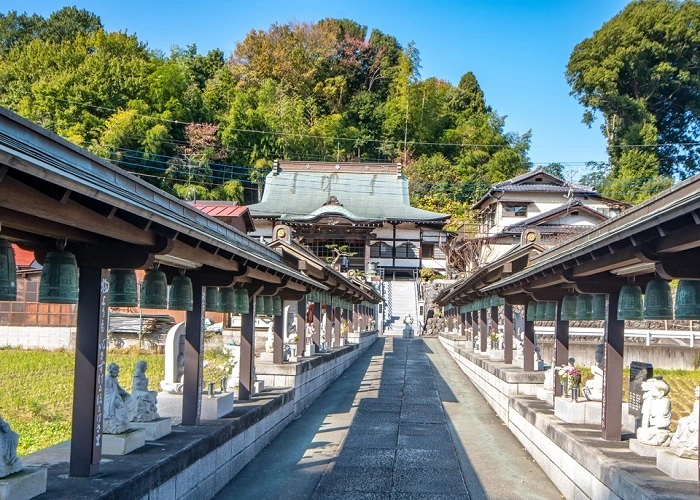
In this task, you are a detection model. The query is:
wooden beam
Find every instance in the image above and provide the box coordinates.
[166,239,240,272]
[0,176,155,246]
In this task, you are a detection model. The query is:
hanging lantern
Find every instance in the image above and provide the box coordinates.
[169,270,193,311]
[219,288,236,313]
[233,289,250,314]
[675,280,700,319]
[526,301,537,321]
[544,301,556,321]
[560,294,578,321]
[39,249,79,304]
[272,296,282,316]
[108,269,138,307]
[591,294,606,320]
[0,239,17,301]
[643,279,673,319]
[575,294,593,321]
[617,284,643,320]
[205,287,222,312]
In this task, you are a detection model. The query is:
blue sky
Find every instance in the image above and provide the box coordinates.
[4,0,630,177]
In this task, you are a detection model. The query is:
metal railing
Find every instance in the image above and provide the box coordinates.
[534,326,700,347]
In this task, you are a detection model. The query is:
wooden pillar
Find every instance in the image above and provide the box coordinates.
[504,303,513,364]
[324,303,332,348]
[472,311,478,344]
[348,305,354,333]
[333,305,341,346]
[523,319,535,371]
[479,307,487,352]
[553,299,570,397]
[182,285,205,425]
[490,305,498,347]
[602,292,624,441]
[69,267,109,478]
[273,311,284,364]
[296,297,306,355]
[312,298,321,349]
[238,294,255,400]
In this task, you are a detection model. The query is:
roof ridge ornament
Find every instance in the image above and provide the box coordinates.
[323,195,343,207]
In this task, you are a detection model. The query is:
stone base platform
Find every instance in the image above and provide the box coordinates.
[657,450,699,480]
[158,391,235,420]
[129,417,172,441]
[102,428,146,455]
[536,387,554,405]
[629,438,667,458]
[0,467,47,500]
[488,349,504,361]
[253,380,265,395]
[554,397,601,424]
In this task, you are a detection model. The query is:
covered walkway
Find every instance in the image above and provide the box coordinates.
[216,336,559,499]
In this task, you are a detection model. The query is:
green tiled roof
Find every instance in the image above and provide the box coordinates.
[248,166,449,223]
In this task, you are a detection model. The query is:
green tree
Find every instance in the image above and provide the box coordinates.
[566,0,700,198]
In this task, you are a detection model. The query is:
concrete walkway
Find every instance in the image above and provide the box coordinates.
[215,337,561,499]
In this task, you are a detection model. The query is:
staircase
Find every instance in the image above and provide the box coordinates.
[383,280,419,335]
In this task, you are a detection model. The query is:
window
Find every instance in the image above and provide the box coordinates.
[395,242,417,259]
[370,242,393,258]
[503,203,528,217]
[421,243,434,259]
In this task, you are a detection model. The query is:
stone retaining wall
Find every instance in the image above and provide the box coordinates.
[0,326,74,349]
[22,334,378,500]
[438,333,699,499]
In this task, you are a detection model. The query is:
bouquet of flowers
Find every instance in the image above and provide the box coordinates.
[559,364,582,388]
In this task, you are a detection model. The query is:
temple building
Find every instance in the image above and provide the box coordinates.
[247,161,451,280]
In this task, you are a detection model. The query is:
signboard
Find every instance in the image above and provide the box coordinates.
[629,361,653,417]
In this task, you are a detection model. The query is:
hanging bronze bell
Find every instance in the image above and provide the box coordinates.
[169,272,193,311]
[591,294,606,320]
[205,287,222,312]
[544,301,556,321]
[140,267,168,309]
[264,296,274,316]
[617,284,643,320]
[490,294,504,307]
[560,294,578,321]
[272,296,282,316]
[108,269,138,307]
[575,294,593,321]
[219,288,235,313]
[233,289,250,314]
[643,279,673,319]
[39,250,79,304]
[535,301,546,321]
[526,301,537,321]
[675,280,700,319]
[0,239,17,301]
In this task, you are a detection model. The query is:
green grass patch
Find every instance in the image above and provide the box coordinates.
[0,346,233,456]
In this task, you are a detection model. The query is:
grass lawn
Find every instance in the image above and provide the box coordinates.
[0,345,231,456]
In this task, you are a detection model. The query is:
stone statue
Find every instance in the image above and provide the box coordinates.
[0,415,21,478]
[670,385,699,458]
[104,363,132,434]
[583,343,604,401]
[265,323,275,354]
[636,377,672,446]
[130,361,160,422]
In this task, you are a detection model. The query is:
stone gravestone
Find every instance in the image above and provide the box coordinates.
[160,322,186,393]
[629,361,653,420]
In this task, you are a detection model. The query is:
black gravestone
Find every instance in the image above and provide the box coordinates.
[629,361,653,417]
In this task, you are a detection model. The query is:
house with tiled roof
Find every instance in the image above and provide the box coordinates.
[189,201,256,233]
[247,161,451,280]
[471,167,629,264]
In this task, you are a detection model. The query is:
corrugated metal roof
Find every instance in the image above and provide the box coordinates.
[248,167,449,223]
[192,203,249,218]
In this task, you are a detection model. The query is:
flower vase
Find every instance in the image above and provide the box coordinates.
[571,386,580,402]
